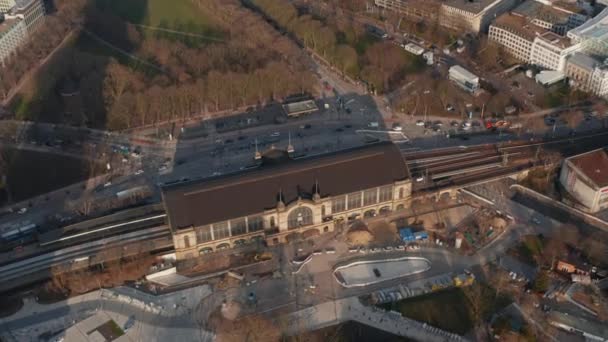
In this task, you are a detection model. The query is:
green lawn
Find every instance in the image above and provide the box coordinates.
[95,0,215,28]
[384,288,474,335]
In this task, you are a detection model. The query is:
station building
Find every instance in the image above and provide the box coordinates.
[559,148,608,213]
[162,142,412,260]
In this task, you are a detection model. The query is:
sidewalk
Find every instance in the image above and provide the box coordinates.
[0,285,213,342]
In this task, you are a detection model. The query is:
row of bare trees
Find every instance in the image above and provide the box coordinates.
[104,60,315,130]
[252,0,426,92]
[0,0,88,101]
[2,0,316,130]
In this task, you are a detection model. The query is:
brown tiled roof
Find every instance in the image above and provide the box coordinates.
[569,148,608,187]
[162,142,409,230]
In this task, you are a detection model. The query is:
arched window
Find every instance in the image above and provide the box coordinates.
[270,216,276,227]
[399,188,404,199]
[288,206,313,229]
[321,205,326,217]
[184,235,191,248]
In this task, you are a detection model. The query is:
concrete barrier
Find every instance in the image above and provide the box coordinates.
[145,267,177,281]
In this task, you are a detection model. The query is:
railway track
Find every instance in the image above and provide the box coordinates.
[0,225,171,285]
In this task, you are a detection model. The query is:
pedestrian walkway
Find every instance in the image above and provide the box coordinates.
[0,285,214,342]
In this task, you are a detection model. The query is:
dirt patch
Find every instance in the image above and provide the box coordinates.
[368,221,398,245]
[179,251,272,277]
[346,222,374,246]
[40,255,156,298]
[209,307,281,342]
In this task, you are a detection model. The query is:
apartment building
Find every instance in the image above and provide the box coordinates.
[374,0,439,21]
[162,143,412,260]
[0,14,26,64]
[439,0,519,33]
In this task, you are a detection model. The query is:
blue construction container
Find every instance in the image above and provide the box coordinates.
[399,228,415,242]
[414,231,429,241]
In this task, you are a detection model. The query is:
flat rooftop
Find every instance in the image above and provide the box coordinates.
[552,0,587,15]
[442,0,500,14]
[567,148,608,188]
[568,52,598,71]
[283,99,319,116]
[513,0,578,24]
[537,31,572,48]
[493,13,547,41]
[449,65,479,80]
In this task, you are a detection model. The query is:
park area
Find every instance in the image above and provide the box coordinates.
[382,282,511,335]
[8,0,313,131]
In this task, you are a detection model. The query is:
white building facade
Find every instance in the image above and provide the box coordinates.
[0,15,26,65]
[530,33,580,71]
[488,22,534,62]
[0,0,15,12]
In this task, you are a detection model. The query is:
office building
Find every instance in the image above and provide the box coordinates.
[489,9,582,72]
[560,148,608,213]
[0,0,44,65]
[0,14,26,65]
[529,30,578,71]
[439,0,519,33]
[162,142,412,260]
[489,13,537,62]
[0,0,15,12]
[511,0,588,36]
[15,0,44,32]
[568,7,608,56]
